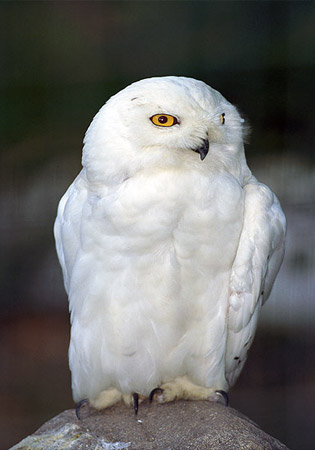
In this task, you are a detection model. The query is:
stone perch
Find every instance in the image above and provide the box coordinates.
[10,401,289,449]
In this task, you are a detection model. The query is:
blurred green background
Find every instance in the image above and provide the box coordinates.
[1,1,314,449]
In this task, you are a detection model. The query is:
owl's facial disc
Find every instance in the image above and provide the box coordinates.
[192,139,209,161]
[149,111,209,161]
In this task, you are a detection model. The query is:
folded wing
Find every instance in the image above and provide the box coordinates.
[226,180,286,386]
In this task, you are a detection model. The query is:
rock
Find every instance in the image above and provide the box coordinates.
[10,400,289,449]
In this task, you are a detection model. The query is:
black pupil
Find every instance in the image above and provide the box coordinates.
[158,116,168,124]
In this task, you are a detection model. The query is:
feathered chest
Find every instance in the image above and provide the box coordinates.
[82,169,244,268]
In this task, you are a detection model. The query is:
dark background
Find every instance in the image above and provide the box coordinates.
[1,2,314,449]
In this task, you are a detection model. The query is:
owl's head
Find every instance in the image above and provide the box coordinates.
[82,77,249,184]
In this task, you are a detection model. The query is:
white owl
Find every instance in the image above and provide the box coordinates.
[54,76,286,416]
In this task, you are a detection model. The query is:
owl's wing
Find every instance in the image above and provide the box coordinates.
[54,172,88,294]
[225,180,286,386]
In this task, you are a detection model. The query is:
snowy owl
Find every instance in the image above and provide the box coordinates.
[54,76,286,416]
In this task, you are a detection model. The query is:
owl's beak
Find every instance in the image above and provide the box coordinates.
[193,139,209,161]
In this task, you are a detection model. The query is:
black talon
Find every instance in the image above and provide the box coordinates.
[215,390,229,406]
[133,393,139,415]
[149,387,164,403]
[75,398,88,420]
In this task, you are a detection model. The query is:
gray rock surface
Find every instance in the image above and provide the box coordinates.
[10,400,289,449]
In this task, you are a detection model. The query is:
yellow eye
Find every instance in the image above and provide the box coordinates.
[150,114,178,127]
[220,113,225,125]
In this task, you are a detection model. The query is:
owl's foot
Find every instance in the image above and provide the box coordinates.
[133,393,139,415]
[90,387,123,410]
[75,398,88,420]
[149,376,229,405]
[149,387,164,403]
[89,388,144,413]
[215,390,229,406]
[122,392,145,414]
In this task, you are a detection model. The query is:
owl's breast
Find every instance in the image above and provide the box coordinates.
[173,171,244,271]
[100,168,244,253]
[80,167,244,300]
[70,169,245,396]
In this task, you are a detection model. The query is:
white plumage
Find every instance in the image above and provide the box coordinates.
[54,76,286,410]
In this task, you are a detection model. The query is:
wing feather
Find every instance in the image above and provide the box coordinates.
[225,179,286,385]
[54,172,88,294]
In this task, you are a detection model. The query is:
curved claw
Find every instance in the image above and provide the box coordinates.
[215,390,229,406]
[75,398,88,420]
[133,393,139,415]
[149,387,164,403]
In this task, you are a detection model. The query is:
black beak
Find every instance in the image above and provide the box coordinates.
[193,139,209,161]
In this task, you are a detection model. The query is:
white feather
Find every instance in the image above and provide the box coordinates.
[54,76,286,405]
